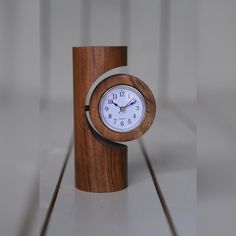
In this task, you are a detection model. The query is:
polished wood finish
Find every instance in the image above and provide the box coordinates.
[73,47,128,192]
[89,74,156,142]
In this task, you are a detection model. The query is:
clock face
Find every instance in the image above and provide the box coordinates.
[99,85,146,133]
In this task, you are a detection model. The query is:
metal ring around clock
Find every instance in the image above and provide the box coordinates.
[88,74,156,142]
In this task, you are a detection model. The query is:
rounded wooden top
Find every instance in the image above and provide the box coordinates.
[89,74,156,142]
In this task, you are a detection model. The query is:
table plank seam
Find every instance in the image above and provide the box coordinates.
[40,134,74,236]
[138,138,178,236]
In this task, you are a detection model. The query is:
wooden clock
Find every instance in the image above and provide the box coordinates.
[73,46,156,193]
[89,74,156,142]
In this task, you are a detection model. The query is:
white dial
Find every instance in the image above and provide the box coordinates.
[99,85,146,133]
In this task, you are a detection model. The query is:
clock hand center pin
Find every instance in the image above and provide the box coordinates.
[118,99,137,113]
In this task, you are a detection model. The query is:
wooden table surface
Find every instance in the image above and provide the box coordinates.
[0,98,196,236]
[39,101,196,236]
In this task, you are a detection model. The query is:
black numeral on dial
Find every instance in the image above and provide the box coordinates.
[108,99,113,104]
[120,91,125,97]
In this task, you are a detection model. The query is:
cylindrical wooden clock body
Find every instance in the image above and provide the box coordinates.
[73,46,128,192]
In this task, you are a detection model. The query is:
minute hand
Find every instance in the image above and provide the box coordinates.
[124,99,136,108]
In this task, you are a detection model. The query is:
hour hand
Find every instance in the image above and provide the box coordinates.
[112,101,120,107]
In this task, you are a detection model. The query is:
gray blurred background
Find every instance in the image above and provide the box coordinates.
[39,0,196,104]
[0,0,235,235]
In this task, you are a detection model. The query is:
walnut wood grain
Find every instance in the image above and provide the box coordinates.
[89,74,156,142]
[73,47,128,192]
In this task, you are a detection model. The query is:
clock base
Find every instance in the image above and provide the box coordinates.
[73,46,128,192]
